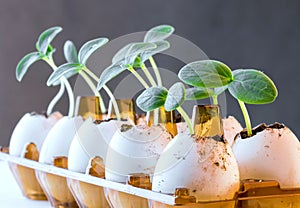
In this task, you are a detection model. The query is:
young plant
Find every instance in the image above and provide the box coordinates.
[97,42,157,90]
[16,26,75,117]
[178,60,278,137]
[47,38,122,120]
[97,24,174,90]
[142,25,175,86]
[136,59,234,135]
[178,60,233,105]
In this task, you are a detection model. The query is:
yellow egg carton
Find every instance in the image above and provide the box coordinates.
[1,150,300,208]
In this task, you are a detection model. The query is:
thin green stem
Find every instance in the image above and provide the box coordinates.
[83,67,121,121]
[238,100,252,136]
[61,77,75,117]
[149,56,162,86]
[141,64,157,87]
[212,95,218,105]
[44,57,75,117]
[103,85,121,121]
[79,70,107,113]
[177,106,194,134]
[128,66,150,89]
[46,81,65,116]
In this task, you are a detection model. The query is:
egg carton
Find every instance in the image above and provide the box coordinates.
[1,151,300,208]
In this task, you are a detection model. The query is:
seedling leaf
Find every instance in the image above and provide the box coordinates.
[164,82,186,111]
[78,38,108,64]
[36,26,62,55]
[144,25,174,43]
[179,60,233,88]
[185,87,214,100]
[136,87,168,112]
[112,42,156,65]
[16,52,41,81]
[47,63,82,86]
[97,63,127,90]
[228,69,278,104]
[64,40,79,63]
[139,41,170,64]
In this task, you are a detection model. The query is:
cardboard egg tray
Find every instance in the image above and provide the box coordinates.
[1,151,300,208]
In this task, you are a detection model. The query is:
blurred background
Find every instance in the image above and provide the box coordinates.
[0,0,299,146]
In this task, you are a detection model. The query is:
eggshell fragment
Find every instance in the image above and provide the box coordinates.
[233,124,300,189]
[222,116,243,146]
[105,124,171,183]
[9,112,62,157]
[39,116,84,165]
[152,133,240,202]
[68,119,126,173]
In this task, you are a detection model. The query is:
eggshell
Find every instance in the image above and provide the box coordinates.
[39,116,84,165]
[232,124,300,188]
[68,119,126,173]
[222,116,243,147]
[152,133,240,202]
[9,112,62,157]
[105,124,171,183]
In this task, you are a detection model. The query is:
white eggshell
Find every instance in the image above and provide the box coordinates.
[105,125,171,183]
[232,125,300,188]
[152,133,240,202]
[9,112,62,157]
[222,116,243,147]
[39,116,84,165]
[68,119,126,173]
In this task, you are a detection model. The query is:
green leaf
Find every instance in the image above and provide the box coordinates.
[36,26,62,55]
[16,52,42,81]
[228,69,278,104]
[136,87,168,112]
[64,40,79,63]
[133,56,142,68]
[144,25,174,43]
[112,42,156,65]
[164,82,186,111]
[47,63,82,86]
[178,60,233,88]
[185,87,214,100]
[139,41,170,64]
[45,45,56,57]
[78,38,109,64]
[112,44,132,64]
[97,63,127,90]
[214,86,228,96]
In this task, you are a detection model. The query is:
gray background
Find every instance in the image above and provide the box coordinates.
[0,0,299,146]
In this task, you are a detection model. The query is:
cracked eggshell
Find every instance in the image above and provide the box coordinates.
[223,116,243,147]
[105,125,172,183]
[9,112,62,157]
[68,119,127,173]
[39,116,84,165]
[152,133,240,202]
[232,124,300,188]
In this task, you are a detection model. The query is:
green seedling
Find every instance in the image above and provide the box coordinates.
[47,39,122,120]
[97,24,174,90]
[136,82,194,133]
[140,24,174,87]
[16,26,75,117]
[136,59,235,134]
[178,60,278,137]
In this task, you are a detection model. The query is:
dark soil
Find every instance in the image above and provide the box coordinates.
[239,122,285,139]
